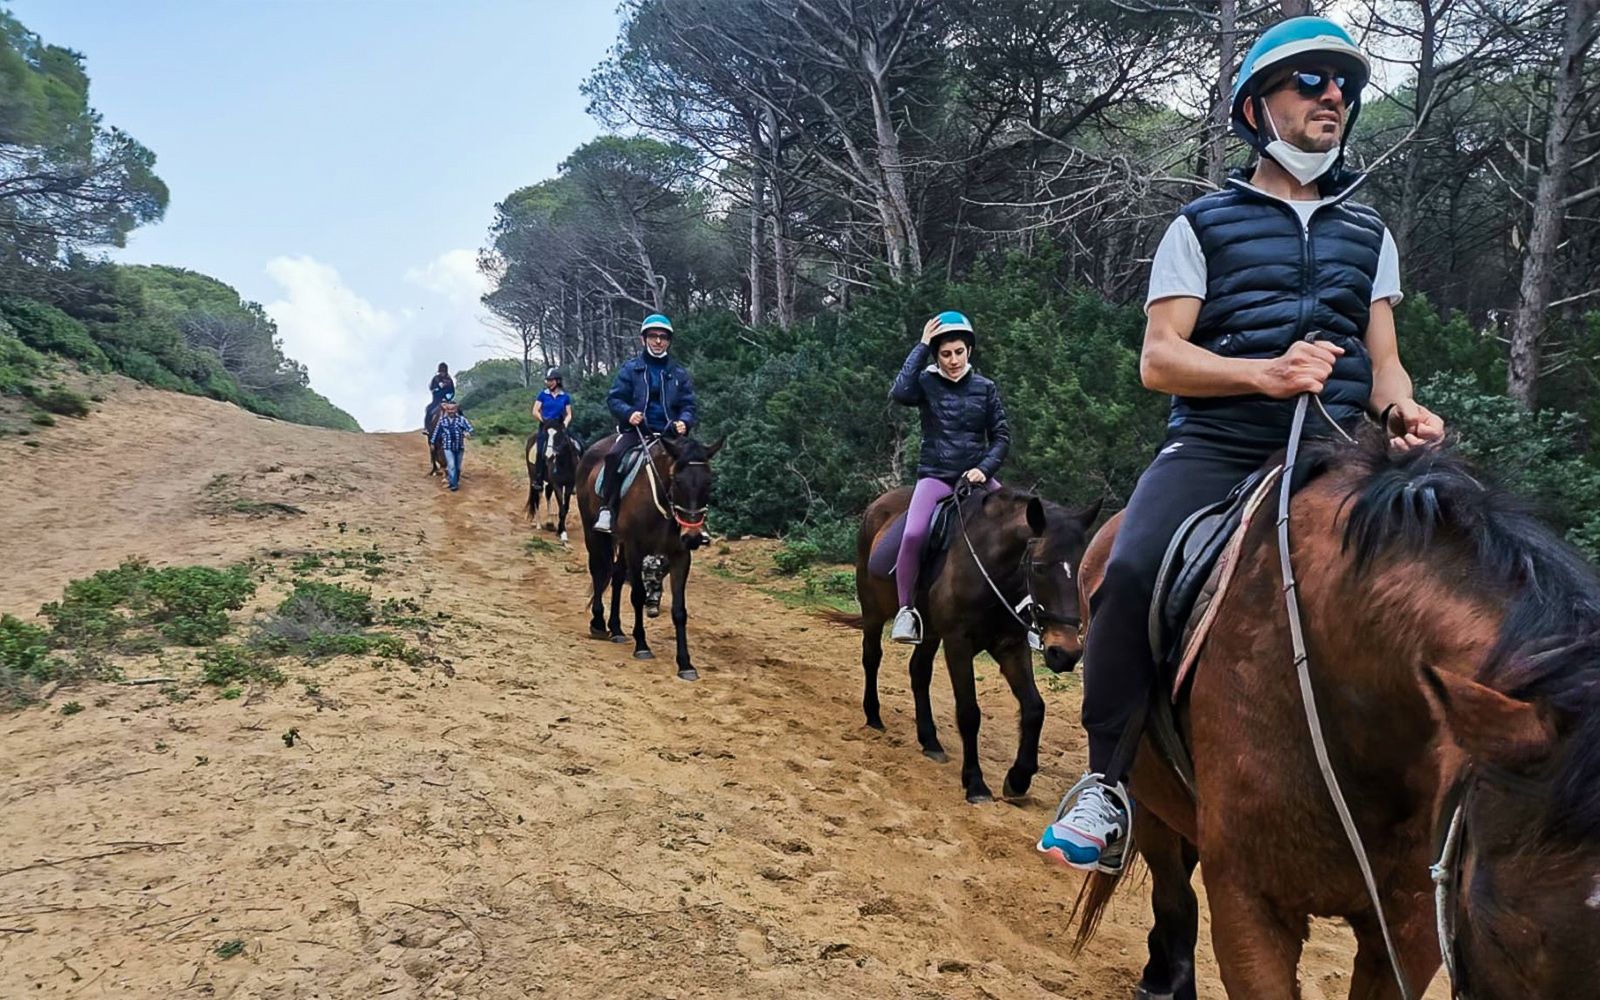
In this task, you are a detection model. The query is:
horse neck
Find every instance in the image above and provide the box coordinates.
[965,495,1028,587]
[1291,479,1504,778]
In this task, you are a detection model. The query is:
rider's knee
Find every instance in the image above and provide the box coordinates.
[1099,555,1157,607]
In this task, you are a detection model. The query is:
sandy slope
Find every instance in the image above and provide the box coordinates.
[0,383,1445,998]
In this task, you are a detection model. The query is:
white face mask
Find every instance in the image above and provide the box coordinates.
[645,342,670,359]
[1261,104,1340,186]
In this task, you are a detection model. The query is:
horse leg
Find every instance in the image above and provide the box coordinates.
[1344,902,1439,1000]
[544,482,557,531]
[608,546,628,642]
[557,485,572,544]
[668,552,695,681]
[627,551,653,660]
[1206,879,1308,999]
[1136,813,1201,1000]
[862,618,885,730]
[942,638,991,803]
[909,638,945,762]
[586,535,613,638]
[995,638,1045,798]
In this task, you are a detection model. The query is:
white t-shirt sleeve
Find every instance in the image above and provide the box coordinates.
[1145,215,1207,311]
[1372,228,1402,305]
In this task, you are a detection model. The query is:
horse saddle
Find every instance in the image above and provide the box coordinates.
[1147,467,1279,676]
[594,445,650,499]
[867,494,960,583]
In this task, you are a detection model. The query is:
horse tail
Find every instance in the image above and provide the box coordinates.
[818,608,865,630]
[1068,861,1137,954]
[524,478,538,519]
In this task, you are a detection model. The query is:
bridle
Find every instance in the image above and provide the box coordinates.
[1431,761,1547,999]
[636,430,711,533]
[951,483,1082,647]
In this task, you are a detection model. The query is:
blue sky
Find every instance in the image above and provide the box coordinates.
[7,1,621,430]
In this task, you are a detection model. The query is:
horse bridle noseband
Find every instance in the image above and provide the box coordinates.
[636,431,710,532]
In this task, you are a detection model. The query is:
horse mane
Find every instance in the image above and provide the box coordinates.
[1316,428,1600,840]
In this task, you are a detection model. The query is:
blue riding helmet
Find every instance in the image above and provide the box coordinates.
[640,314,674,337]
[1232,16,1370,152]
[928,310,975,351]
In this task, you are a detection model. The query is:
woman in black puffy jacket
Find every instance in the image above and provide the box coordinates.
[887,311,1011,644]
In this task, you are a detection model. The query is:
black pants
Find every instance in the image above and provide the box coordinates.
[1082,433,1278,779]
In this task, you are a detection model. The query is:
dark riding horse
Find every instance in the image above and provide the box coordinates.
[425,406,446,479]
[830,486,1100,803]
[525,417,579,542]
[576,431,724,681]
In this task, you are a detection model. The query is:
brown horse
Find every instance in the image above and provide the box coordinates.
[576,431,723,680]
[525,417,579,542]
[1070,431,1600,999]
[830,486,1099,803]
[425,406,445,479]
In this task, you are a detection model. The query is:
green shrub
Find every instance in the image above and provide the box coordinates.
[198,645,283,687]
[788,518,856,564]
[29,412,54,426]
[1,614,58,683]
[772,539,820,575]
[143,566,256,644]
[30,385,91,417]
[39,560,254,648]
[277,581,373,628]
[0,298,109,369]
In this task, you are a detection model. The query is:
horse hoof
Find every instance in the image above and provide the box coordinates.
[922,748,949,764]
[646,605,661,620]
[559,532,568,544]
[589,627,609,639]
[610,635,631,644]
[634,650,655,660]
[1133,989,1176,1000]
[865,717,885,732]
[966,791,994,805]
[677,668,698,682]
[1002,772,1034,800]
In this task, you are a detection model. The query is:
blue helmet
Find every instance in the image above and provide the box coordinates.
[1232,17,1370,149]
[640,313,674,337]
[928,310,975,350]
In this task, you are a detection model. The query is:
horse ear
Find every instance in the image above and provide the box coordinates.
[1026,496,1048,537]
[705,436,727,460]
[1073,497,1104,529]
[659,435,684,459]
[1419,666,1557,768]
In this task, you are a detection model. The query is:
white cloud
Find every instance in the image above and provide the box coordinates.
[263,251,497,432]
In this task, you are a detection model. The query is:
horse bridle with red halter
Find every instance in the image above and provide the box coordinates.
[635,430,710,532]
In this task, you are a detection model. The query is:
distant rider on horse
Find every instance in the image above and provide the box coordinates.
[887,310,1011,645]
[425,362,455,428]
[594,314,699,533]
[530,366,574,487]
[1037,16,1445,874]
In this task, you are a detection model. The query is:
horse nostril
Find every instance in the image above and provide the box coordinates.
[1044,647,1081,674]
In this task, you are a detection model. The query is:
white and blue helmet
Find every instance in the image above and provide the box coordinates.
[1232,17,1370,154]
[928,310,975,350]
[640,313,674,337]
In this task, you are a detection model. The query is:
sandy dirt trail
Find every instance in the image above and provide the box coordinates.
[0,383,1444,998]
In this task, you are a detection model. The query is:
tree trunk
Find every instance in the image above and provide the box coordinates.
[1508,0,1597,408]
[748,157,767,326]
[1279,0,1311,16]
[765,105,795,330]
[1207,0,1238,189]
[1395,1,1441,258]
[862,41,921,277]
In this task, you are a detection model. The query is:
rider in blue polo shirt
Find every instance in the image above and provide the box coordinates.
[530,366,573,487]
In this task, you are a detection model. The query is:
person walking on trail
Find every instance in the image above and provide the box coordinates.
[887,310,1010,646]
[1036,15,1446,875]
[530,366,574,487]
[425,362,455,429]
[594,314,699,533]
[428,400,474,493]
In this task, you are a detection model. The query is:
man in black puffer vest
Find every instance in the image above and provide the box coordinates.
[1038,16,1445,875]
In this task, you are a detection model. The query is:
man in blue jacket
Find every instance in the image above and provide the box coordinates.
[594,314,699,532]
[1036,16,1445,875]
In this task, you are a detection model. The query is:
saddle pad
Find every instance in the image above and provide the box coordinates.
[1170,465,1283,699]
[594,446,649,499]
[867,494,959,582]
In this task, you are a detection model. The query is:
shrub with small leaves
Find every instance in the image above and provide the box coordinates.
[772,540,820,575]
[198,645,284,687]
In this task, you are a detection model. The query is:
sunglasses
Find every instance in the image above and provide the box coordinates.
[1279,69,1348,100]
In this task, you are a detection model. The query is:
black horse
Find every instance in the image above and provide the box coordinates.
[576,431,723,681]
[525,417,580,542]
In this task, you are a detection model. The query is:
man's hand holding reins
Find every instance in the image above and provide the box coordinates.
[1257,340,1344,399]
[628,411,644,426]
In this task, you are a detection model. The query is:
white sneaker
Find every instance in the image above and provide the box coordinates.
[1037,773,1133,873]
[595,508,614,533]
[890,606,922,644]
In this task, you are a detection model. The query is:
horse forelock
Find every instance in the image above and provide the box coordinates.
[1314,428,1600,840]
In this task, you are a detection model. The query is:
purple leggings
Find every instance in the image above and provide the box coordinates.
[896,476,1001,607]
